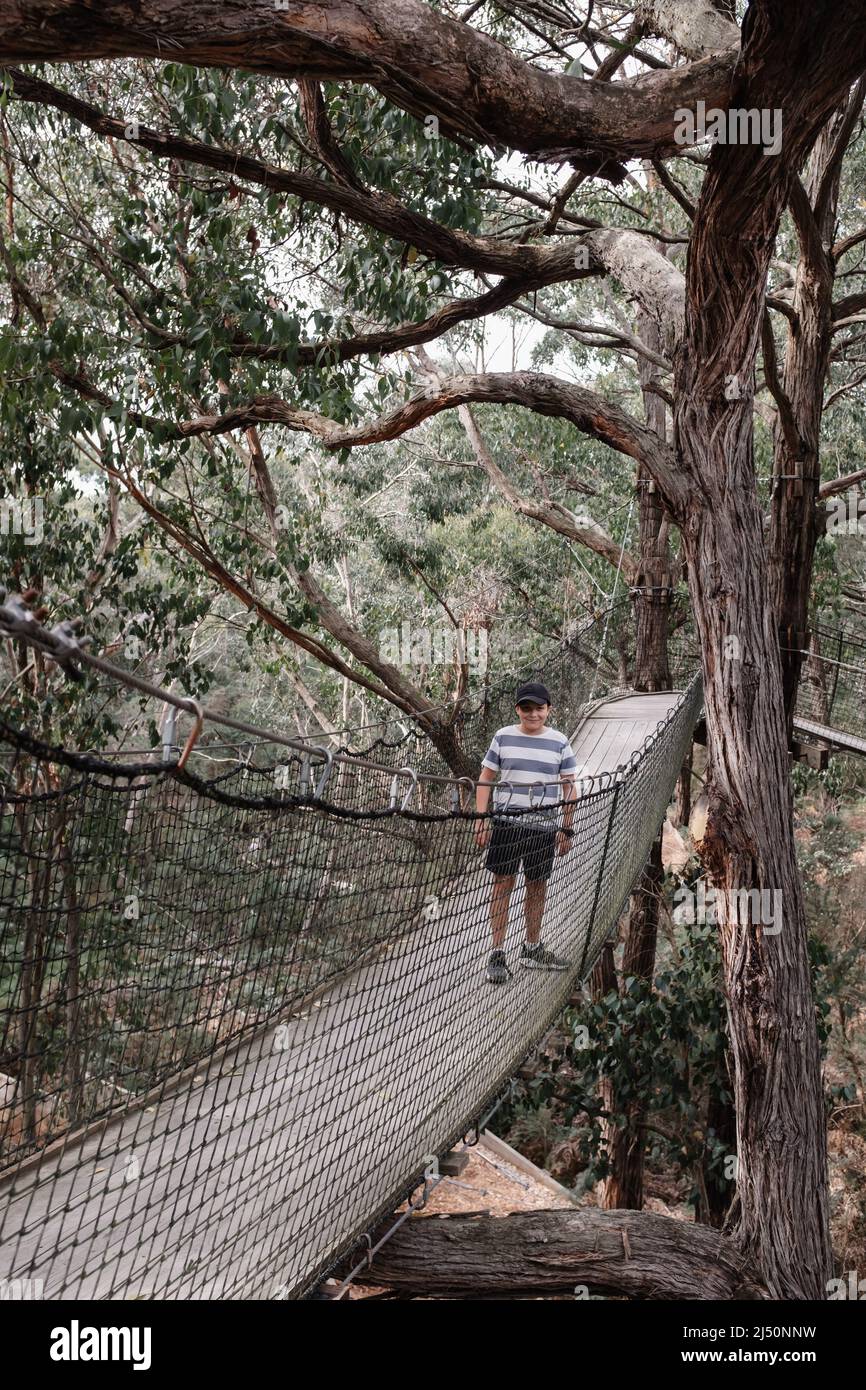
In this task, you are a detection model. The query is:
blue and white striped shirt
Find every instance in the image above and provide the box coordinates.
[481,725,577,827]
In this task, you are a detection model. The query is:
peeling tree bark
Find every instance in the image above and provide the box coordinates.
[0,0,739,175]
[671,0,866,1300]
[360,1208,765,1299]
[584,229,685,357]
[767,86,865,730]
[637,0,740,59]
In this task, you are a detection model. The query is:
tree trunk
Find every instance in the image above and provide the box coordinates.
[672,63,842,1293]
[699,1082,737,1228]
[598,831,664,1212]
[666,1,866,1296]
[360,1207,765,1299]
[673,740,693,827]
[590,939,616,999]
[766,94,861,730]
[631,308,672,693]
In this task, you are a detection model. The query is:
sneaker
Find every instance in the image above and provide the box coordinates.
[520,942,569,971]
[486,950,512,984]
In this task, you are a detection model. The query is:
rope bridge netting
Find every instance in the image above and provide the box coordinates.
[665,614,866,753]
[793,621,866,749]
[0,605,701,1299]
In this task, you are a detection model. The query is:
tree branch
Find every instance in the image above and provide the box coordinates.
[234,423,455,729]
[832,227,866,262]
[104,459,416,707]
[787,175,827,276]
[515,299,672,372]
[359,1207,765,1299]
[458,401,639,580]
[650,158,696,221]
[296,75,364,189]
[822,371,866,413]
[584,228,685,351]
[2,67,595,282]
[637,0,740,59]
[833,292,866,325]
[0,0,740,177]
[175,369,690,514]
[765,294,798,326]
[760,309,799,456]
[413,340,639,576]
[813,76,866,222]
[819,464,866,498]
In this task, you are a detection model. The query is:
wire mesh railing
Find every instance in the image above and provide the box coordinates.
[650,609,866,754]
[793,623,866,747]
[0,604,701,1299]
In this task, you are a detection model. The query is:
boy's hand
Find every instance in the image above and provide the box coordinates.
[556,830,573,857]
[475,823,491,850]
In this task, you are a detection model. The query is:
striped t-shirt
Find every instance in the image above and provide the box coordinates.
[481,725,577,828]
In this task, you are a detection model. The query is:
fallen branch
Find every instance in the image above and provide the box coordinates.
[360,1208,767,1299]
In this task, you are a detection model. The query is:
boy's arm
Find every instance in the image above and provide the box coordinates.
[476,765,496,812]
[477,734,500,815]
[560,737,578,834]
[560,775,577,832]
[476,732,500,845]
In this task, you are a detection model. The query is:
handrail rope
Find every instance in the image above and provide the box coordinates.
[781,645,866,677]
[0,590,663,800]
[0,670,703,821]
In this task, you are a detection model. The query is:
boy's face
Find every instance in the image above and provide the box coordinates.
[515,700,550,734]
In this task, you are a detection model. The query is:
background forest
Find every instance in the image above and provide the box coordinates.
[2,0,866,1297]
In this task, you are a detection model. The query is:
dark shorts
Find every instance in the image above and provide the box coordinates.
[485,819,556,882]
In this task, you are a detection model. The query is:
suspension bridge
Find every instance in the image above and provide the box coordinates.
[0,601,863,1299]
[792,621,866,758]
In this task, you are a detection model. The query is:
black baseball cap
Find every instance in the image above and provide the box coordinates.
[515,681,551,706]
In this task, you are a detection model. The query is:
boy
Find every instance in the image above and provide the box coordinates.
[475,682,578,984]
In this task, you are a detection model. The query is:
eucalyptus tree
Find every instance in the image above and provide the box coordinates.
[2,0,866,1298]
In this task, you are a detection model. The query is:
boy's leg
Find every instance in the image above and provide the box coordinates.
[490,874,515,948]
[519,828,568,969]
[485,821,521,947]
[524,877,548,944]
[522,827,555,940]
